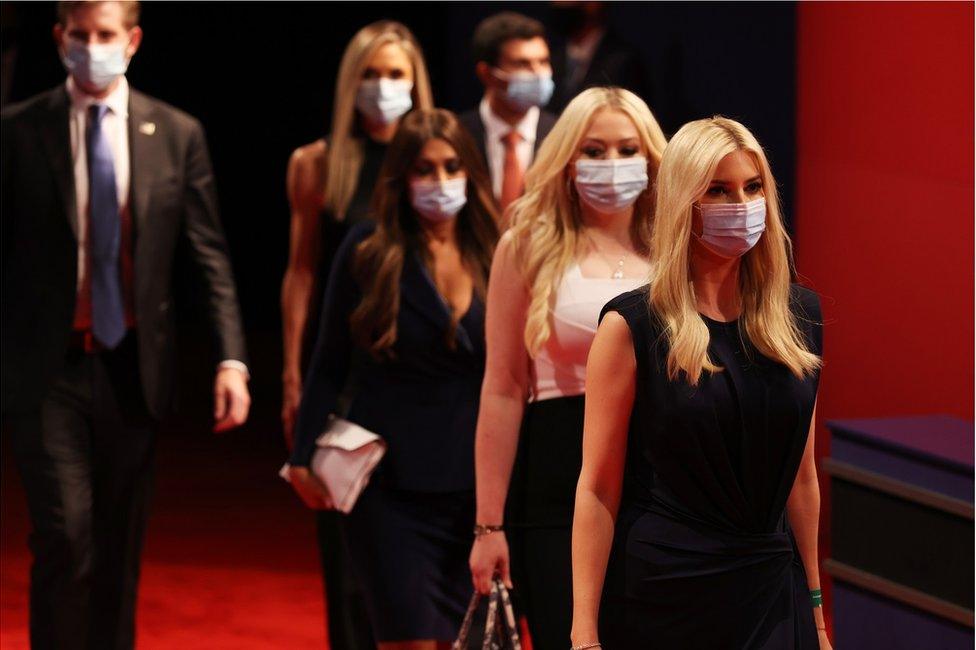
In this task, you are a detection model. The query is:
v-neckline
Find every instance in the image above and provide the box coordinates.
[414,253,475,323]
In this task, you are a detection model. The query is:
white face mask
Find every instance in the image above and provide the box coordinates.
[696,197,767,258]
[410,177,467,222]
[355,78,414,126]
[62,40,130,91]
[574,157,649,214]
[492,69,555,111]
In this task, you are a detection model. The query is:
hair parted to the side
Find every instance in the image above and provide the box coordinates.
[349,109,500,357]
[58,1,140,28]
[650,116,821,385]
[507,86,668,356]
[325,21,434,221]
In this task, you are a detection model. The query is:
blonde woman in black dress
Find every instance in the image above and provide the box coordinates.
[571,117,831,649]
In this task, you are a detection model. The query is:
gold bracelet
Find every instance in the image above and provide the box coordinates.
[473,523,504,537]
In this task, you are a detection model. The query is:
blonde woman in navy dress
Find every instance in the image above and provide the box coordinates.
[571,117,830,649]
[468,87,667,648]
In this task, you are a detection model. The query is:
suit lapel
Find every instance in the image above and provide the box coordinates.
[401,253,475,354]
[38,87,78,239]
[127,89,158,239]
[402,253,450,331]
[534,111,556,154]
[472,114,488,164]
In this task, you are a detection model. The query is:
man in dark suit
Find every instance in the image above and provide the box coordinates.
[458,12,558,217]
[548,1,654,114]
[1,2,250,648]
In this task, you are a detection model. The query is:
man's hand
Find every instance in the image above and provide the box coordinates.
[214,367,250,433]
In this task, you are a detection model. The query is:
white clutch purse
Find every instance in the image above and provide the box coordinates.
[280,416,387,514]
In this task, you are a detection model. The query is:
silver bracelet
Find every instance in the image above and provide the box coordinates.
[571,644,602,650]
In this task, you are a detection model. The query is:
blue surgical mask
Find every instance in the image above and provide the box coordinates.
[574,157,649,214]
[356,78,414,126]
[410,177,468,222]
[494,69,555,111]
[696,197,767,258]
[62,40,130,91]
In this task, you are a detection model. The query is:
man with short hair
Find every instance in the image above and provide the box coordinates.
[1,2,250,647]
[459,12,559,217]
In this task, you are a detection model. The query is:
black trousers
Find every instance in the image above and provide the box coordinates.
[316,510,376,649]
[6,334,154,650]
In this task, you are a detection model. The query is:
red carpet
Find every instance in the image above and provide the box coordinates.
[1,386,330,649]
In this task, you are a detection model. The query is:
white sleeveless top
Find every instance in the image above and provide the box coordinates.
[530,264,645,402]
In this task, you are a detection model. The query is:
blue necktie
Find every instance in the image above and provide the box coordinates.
[87,104,126,349]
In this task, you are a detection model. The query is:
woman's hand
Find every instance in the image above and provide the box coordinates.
[469,531,512,595]
[287,465,331,510]
[817,628,833,650]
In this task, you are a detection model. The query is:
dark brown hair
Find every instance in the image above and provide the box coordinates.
[471,12,546,67]
[58,1,141,29]
[350,109,500,356]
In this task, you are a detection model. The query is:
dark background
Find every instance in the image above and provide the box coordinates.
[1,1,796,426]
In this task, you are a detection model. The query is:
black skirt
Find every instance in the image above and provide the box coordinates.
[342,484,475,641]
[505,395,585,650]
[506,395,585,528]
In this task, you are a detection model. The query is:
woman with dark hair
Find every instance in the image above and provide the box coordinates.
[287,109,500,649]
[280,23,434,648]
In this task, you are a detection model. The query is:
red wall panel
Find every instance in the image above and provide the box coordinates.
[795,0,974,622]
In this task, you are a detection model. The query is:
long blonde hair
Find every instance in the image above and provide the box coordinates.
[508,87,668,356]
[324,21,434,220]
[650,116,821,384]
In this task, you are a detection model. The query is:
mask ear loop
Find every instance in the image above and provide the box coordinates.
[690,202,706,242]
[565,169,585,237]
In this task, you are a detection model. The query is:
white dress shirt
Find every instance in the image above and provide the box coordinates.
[65,76,248,378]
[478,96,540,199]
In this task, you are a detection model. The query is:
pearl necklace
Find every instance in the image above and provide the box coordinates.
[585,232,627,279]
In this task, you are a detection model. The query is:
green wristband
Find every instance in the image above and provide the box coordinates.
[810,588,823,607]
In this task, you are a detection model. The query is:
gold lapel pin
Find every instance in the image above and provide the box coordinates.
[139,122,156,136]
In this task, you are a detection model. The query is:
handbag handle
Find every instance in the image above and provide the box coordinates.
[452,579,522,650]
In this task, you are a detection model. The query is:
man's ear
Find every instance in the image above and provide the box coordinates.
[53,24,65,53]
[475,61,496,90]
[126,26,143,58]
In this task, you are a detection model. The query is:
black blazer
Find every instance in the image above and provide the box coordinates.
[0,85,247,418]
[290,221,485,493]
[458,107,558,174]
[549,30,654,113]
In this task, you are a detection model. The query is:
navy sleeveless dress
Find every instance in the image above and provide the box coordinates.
[599,284,823,649]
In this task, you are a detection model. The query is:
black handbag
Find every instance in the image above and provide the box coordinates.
[452,579,523,650]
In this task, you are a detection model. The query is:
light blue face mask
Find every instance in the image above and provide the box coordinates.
[494,69,555,111]
[574,157,649,214]
[62,40,130,91]
[356,78,414,126]
[410,177,468,222]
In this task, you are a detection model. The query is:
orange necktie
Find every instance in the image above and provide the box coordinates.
[500,130,524,215]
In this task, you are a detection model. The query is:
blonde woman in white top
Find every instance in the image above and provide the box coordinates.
[468,87,667,648]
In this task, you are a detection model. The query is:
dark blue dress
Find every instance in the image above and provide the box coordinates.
[599,284,823,649]
[291,221,482,641]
